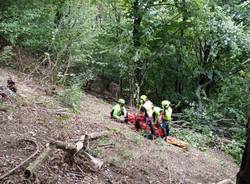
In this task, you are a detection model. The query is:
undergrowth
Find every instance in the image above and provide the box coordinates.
[58,84,82,113]
[172,122,244,164]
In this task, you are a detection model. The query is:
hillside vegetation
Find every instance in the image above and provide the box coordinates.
[0,0,249,183]
[0,68,239,184]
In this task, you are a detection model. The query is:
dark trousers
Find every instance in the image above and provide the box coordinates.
[161,120,169,136]
[146,117,155,135]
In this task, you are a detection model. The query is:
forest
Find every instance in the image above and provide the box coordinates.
[0,0,250,183]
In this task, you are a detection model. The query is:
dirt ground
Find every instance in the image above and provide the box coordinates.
[0,68,239,184]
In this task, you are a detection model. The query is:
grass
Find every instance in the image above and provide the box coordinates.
[110,146,134,166]
[142,169,151,176]
[129,134,142,145]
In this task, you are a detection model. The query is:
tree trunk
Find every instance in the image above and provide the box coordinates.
[237,116,250,184]
[131,0,142,106]
[174,0,187,95]
[25,145,52,178]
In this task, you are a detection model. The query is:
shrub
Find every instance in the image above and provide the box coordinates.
[0,46,15,66]
[59,84,82,112]
[220,139,244,165]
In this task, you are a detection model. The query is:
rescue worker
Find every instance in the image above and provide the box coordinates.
[139,95,147,110]
[161,100,172,138]
[136,95,155,136]
[111,98,127,122]
[152,106,163,125]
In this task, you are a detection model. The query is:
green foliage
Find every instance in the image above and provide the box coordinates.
[1,0,249,164]
[0,2,54,50]
[0,46,15,66]
[215,75,250,123]
[220,139,244,165]
[59,84,82,112]
[172,128,208,151]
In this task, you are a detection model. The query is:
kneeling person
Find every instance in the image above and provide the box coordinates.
[111,99,127,122]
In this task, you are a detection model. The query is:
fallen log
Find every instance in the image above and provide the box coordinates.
[79,151,104,169]
[88,131,110,140]
[24,131,107,178]
[50,135,103,168]
[24,144,51,178]
[50,140,78,152]
[171,120,191,126]
[70,131,110,142]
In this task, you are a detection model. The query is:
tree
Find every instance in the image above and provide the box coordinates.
[237,116,250,184]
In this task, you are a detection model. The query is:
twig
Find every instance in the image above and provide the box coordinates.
[171,120,191,124]
[213,118,235,123]
[0,139,39,181]
[97,143,114,148]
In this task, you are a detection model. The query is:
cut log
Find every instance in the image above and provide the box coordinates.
[70,131,110,142]
[80,151,104,169]
[24,132,107,178]
[50,140,78,152]
[25,144,52,178]
[88,131,110,140]
[50,134,87,154]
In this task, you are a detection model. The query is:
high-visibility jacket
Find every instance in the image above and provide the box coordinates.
[162,106,172,121]
[153,106,162,123]
[140,100,154,118]
[111,104,127,119]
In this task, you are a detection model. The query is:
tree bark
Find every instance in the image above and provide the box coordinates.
[237,116,250,184]
[132,0,142,106]
[25,145,51,178]
[174,0,187,95]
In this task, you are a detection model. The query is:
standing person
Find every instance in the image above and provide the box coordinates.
[136,95,155,136]
[161,100,172,138]
[111,99,127,122]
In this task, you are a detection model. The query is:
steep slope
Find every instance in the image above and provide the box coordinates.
[0,68,239,184]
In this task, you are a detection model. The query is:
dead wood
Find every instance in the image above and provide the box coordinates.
[98,142,114,148]
[79,151,104,169]
[70,131,110,142]
[51,134,103,168]
[23,131,107,178]
[25,144,52,178]
[87,131,110,140]
[0,108,7,112]
[171,120,191,126]
[50,140,78,152]
[0,139,39,181]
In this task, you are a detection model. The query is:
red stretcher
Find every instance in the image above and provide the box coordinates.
[126,113,188,149]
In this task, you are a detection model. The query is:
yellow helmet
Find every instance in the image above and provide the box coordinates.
[161,100,170,108]
[118,98,125,105]
[140,95,147,102]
